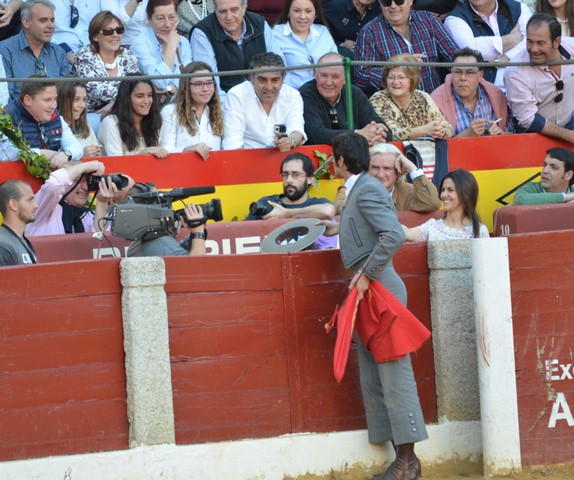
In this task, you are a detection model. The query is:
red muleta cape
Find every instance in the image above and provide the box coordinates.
[326,280,431,383]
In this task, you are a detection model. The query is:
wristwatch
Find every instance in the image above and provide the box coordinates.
[165,84,175,97]
[190,231,206,240]
[59,148,72,161]
[290,137,296,149]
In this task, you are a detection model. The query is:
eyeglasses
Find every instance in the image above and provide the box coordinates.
[70,1,79,29]
[387,75,408,82]
[280,172,307,180]
[190,80,215,89]
[555,80,564,103]
[451,68,480,77]
[381,0,405,7]
[99,26,125,36]
[329,106,339,129]
[35,58,48,77]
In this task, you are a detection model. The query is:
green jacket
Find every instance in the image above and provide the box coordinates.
[514,182,573,205]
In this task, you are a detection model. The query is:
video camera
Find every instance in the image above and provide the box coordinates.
[106,186,223,241]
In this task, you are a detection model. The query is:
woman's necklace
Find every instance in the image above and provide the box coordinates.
[185,0,208,23]
[104,58,117,70]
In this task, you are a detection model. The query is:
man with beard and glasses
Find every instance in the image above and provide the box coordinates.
[0,180,39,266]
[246,152,336,248]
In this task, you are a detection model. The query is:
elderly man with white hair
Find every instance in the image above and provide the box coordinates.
[334,143,440,214]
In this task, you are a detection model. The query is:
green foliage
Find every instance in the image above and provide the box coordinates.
[0,112,51,180]
[312,149,334,188]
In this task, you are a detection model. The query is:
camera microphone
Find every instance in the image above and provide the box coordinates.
[169,186,215,198]
[130,186,216,203]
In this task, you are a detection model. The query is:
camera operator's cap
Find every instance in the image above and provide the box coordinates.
[260,218,326,253]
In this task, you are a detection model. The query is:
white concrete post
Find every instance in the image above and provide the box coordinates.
[120,257,176,447]
[472,238,521,476]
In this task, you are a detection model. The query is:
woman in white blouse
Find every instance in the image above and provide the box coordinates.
[99,75,168,158]
[159,61,223,159]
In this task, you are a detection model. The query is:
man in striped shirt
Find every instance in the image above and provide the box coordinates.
[354,0,458,96]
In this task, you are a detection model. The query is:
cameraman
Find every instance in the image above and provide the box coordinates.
[247,153,335,221]
[126,201,207,257]
[25,161,129,236]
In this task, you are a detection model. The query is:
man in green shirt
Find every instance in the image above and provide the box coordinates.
[514,148,574,205]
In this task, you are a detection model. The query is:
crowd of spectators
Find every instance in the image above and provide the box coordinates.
[0,0,570,163]
[0,0,573,265]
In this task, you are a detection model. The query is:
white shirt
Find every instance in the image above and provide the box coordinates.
[98,114,146,156]
[222,80,306,150]
[101,0,150,47]
[51,0,103,52]
[159,103,222,153]
[444,1,531,89]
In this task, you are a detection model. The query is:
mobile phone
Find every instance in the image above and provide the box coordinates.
[274,124,287,139]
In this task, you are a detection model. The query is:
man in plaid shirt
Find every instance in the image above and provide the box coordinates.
[354,0,458,96]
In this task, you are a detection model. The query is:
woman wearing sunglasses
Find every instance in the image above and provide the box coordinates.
[71,11,139,117]
[159,61,223,159]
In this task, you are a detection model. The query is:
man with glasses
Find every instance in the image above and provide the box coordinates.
[246,152,336,241]
[444,0,531,89]
[504,13,574,144]
[223,52,306,151]
[0,0,70,101]
[299,52,390,146]
[3,78,82,166]
[354,0,458,96]
[431,48,512,137]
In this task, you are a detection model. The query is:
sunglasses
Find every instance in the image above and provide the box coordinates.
[35,58,48,77]
[70,1,79,29]
[555,80,564,103]
[381,0,405,7]
[329,106,339,129]
[99,26,125,36]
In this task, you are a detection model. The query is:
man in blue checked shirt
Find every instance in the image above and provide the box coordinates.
[354,0,458,96]
[0,0,71,101]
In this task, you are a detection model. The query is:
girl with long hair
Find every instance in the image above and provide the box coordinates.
[159,61,223,159]
[536,0,574,36]
[403,169,489,241]
[57,81,102,157]
[98,75,168,157]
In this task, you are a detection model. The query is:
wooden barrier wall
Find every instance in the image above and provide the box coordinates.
[0,260,128,461]
[508,231,574,467]
[0,245,436,461]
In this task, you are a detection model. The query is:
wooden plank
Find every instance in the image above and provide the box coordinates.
[164,254,284,293]
[0,399,128,460]
[0,260,121,301]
